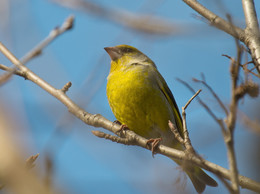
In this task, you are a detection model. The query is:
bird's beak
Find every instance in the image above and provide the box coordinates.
[104,47,121,61]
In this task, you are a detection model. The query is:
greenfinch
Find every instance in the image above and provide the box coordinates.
[105,45,217,193]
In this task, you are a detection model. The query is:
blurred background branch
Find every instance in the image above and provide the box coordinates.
[51,0,181,36]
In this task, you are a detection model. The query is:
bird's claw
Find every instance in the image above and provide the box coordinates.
[113,120,129,133]
[146,137,162,157]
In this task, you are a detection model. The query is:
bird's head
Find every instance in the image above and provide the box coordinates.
[104,45,155,72]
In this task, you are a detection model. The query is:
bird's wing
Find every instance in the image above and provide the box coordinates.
[156,71,184,137]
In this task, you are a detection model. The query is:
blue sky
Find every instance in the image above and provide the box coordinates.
[1,0,260,193]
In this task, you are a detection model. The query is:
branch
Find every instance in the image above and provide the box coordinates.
[0,15,74,84]
[92,130,134,145]
[177,77,239,193]
[168,86,199,152]
[242,0,260,72]
[170,89,235,191]
[53,0,178,36]
[177,78,227,133]
[182,0,245,40]
[21,15,74,64]
[182,89,202,153]
[0,43,260,193]
[193,76,229,116]
[224,47,241,193]
[182,0,260,74]
[0,68,15,86]
[0,64,25,78]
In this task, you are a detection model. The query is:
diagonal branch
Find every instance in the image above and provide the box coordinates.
[176,78,227,133]
[193,76,229,116]
[182,0,245,40]
[182,0,260,73]
[21,15,74,64]
[0,15,74,85]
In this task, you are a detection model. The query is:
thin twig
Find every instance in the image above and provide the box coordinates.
[183,89,201,110]
[92,130,134,145]
[169,121,184,144]
[0,64,26,78]
[244,62,260,78]
[216,174,234,194]
[193,77,228,116]
[224,17,243,191]
[182,89,201,153]
[0,15,74,85]
[176,78,225,128]
[21,15,74,64]
[178,78,228,136]
[0,70,14,86]
[181,107,194,153]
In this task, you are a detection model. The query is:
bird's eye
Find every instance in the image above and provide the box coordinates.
[124,48,132,53]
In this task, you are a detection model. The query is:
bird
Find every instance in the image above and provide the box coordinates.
[105,44,218,193]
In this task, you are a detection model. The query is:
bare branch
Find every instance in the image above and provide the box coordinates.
[176,78,226,132]
[242,0,260,72]
[169,89,236,193]
[224,40,243,193]
[20,15,74,64]
[193,77,229,116]
[183,89,201,110]
[92,130,134,145]
[182,89,202,153]
[53,0,179,36]
[182,0,245,40]
[246,66,260,78]
[0,64,26,78]
[183,0,260,74]
[216,174,234,194]
[178,75,241,192]
[0,15,74,85]
[0,70,14,86]
[169,121,184,144]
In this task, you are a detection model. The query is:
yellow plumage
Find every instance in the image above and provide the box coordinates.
[105,45,217,193]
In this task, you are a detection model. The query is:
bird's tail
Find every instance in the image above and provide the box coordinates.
[174,159,218,193]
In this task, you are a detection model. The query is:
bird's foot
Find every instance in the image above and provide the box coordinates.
[146,137,162,157]
[113,120,122,125]
[113,120,129,133]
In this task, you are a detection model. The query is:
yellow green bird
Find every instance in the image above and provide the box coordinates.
[105,45,217,193]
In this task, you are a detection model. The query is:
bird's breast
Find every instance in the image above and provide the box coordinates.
[106,67,173,139]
